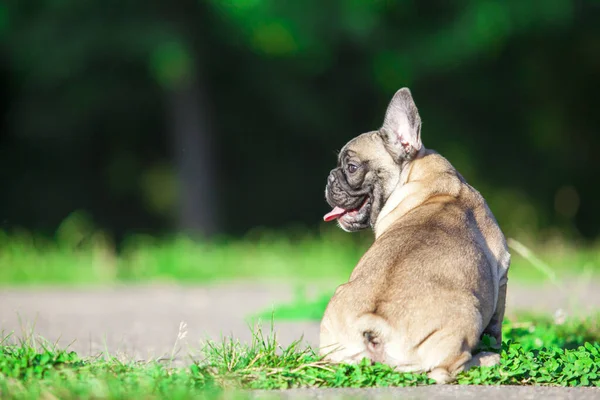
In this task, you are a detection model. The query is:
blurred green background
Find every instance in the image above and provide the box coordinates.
[0,0,599,284]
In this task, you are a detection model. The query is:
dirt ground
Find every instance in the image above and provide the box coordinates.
[252,386,600,399]
[2,280,600,399]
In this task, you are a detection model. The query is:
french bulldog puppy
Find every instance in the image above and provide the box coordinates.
[320,88,510,384]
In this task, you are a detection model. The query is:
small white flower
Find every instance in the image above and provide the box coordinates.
[553,309,567,325]
[176,321,188,340]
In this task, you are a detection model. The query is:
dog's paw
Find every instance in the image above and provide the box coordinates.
[477,352,501,367]
[465,351,500,370]
[428,367,453,384]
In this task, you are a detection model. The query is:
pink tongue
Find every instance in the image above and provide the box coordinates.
[323,206,348,222]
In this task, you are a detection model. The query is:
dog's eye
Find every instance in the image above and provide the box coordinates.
[347,163,358,174]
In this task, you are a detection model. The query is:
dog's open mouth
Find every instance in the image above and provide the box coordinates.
[323,196,371,222]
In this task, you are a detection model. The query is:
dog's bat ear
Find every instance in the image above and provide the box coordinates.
[379,87,422,162]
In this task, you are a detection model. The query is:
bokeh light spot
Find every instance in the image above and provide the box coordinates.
[251,21,297,56]
[150,40,194,89]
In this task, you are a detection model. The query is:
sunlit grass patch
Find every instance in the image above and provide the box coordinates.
[1,232,599,286]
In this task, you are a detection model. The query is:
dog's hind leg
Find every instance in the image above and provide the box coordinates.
[418,320,482,384]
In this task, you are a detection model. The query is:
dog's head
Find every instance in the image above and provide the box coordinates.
[324,88,423,232]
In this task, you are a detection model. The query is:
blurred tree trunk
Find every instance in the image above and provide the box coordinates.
[166,61,217,237]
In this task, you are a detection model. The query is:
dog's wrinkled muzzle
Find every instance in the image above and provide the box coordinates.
[325,169,369,210]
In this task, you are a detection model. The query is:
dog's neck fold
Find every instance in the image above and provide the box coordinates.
[399,146,426,184]
[373,146,431,238]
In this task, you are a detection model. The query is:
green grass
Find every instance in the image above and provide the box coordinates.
[2,315,600,399]
[0,222,369,285]
[257,289,334,321]
[1,220,600,286]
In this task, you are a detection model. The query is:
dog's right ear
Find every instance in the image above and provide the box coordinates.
[379,88,422,162]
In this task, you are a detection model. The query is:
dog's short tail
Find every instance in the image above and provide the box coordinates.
[357,313,391,363]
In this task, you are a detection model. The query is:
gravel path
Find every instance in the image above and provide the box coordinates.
[0,282,324,362]
[1,280,600,398]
